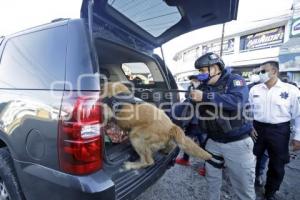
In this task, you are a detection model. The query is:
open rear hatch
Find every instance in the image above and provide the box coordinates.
[81,0,239,52]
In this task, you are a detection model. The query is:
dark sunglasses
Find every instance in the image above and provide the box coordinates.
[260,69,267,74]
[254,69,267,75]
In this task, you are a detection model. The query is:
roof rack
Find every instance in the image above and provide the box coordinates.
[51,18,70,23]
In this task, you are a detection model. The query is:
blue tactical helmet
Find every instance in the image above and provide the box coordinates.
[194,52,225,71]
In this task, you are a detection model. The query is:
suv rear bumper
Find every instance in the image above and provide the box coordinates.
[13,148,179,200]
[112,148,179,200]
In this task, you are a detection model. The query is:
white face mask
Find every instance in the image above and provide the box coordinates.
[192,81,201,88]
[259,72,271,83]
[249,74,260,83]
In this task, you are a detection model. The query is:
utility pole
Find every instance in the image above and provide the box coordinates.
[220,23,226,57]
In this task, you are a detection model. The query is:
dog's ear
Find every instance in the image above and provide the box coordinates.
[101,82,131,98]
[113,82,131,94]
[101,82,113,98]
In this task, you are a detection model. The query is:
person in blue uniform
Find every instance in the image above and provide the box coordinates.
[190,52,256,200]
[249,61,300,200]
[174,75,206,166]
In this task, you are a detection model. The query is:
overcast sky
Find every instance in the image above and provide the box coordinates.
[0,0,294,73]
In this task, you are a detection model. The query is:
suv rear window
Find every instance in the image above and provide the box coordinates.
[108,0,181,37]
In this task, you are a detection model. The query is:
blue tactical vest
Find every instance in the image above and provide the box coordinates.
[198,71,251,143]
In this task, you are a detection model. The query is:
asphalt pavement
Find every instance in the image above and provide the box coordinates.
[136,152,300,200]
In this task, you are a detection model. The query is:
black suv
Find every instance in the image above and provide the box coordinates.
[0,0,238,199]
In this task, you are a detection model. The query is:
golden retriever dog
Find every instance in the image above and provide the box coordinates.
[102,82,212,170]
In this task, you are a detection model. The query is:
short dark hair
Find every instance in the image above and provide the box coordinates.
[261,61,279,70]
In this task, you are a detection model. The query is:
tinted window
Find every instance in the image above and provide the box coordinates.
[108,0,181,37]
[0,26,67,89]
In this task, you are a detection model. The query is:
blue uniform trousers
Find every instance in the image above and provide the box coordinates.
[253,120,290,196]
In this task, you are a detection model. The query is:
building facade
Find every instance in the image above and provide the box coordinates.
[173,15,292,83]
[278,0,300,86]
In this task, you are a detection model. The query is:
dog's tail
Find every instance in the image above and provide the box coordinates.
[169,125,212,160]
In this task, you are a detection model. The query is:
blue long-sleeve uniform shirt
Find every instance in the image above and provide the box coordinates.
[200,69,252,137]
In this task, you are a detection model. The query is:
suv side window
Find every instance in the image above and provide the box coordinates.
[122,63,154,85]
[0,26,67,89]
[121,62,164,86]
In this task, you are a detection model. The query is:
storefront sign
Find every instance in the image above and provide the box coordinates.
[240,27,285,51]
[202,38,235,55]
[290,18,300,38]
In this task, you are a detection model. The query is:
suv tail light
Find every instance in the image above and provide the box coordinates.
[58,92,103,175]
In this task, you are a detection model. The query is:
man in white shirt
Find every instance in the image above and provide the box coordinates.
[249,61,300,200]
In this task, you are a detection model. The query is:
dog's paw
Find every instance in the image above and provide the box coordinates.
[123,161,134,170]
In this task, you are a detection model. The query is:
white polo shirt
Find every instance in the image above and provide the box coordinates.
[249,79,300,141]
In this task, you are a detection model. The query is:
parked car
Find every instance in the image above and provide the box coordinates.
[0,0,239,199]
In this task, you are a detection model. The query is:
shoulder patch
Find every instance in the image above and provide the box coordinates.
[233,79,245,87]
